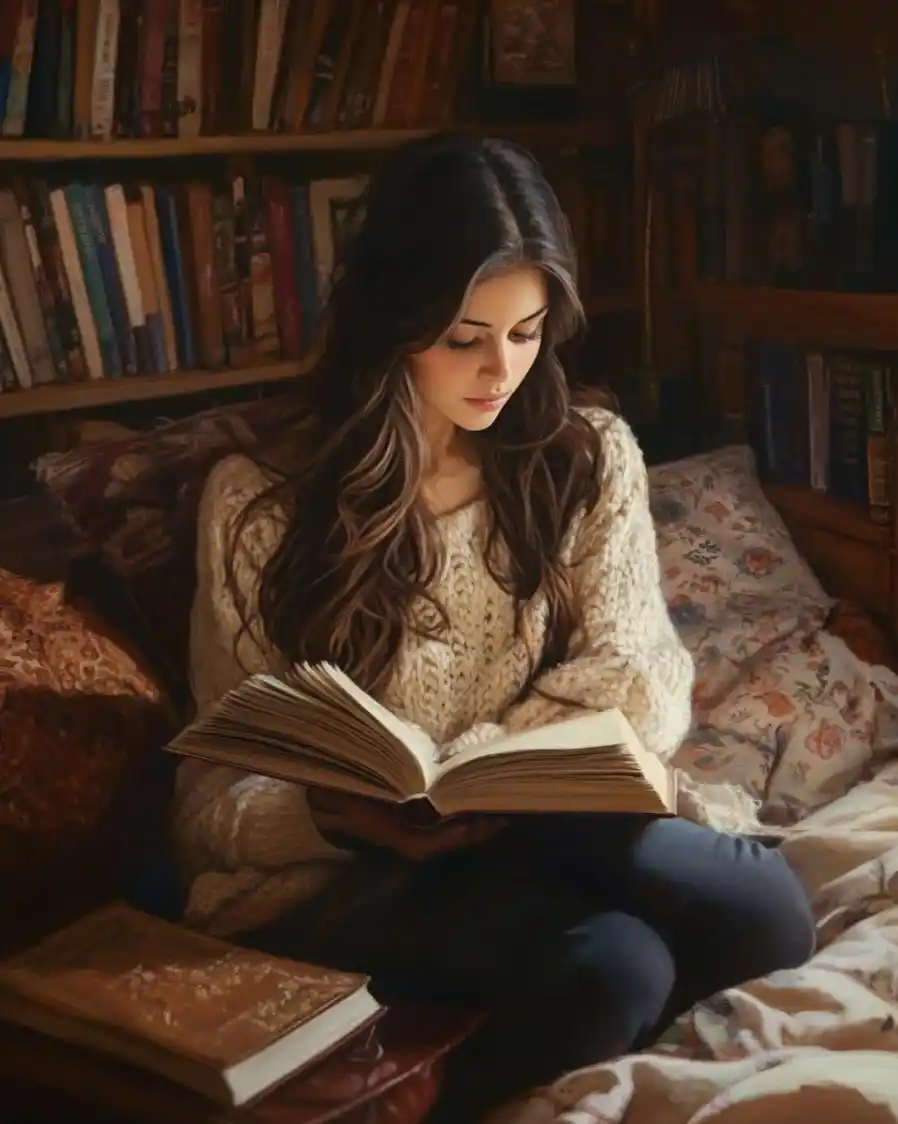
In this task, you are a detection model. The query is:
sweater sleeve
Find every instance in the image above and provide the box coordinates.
[442,413,693,762]
[172,455,350,933]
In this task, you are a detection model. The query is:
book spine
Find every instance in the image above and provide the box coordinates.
[48,185,105,381]
[15,184,69,382]
[84,181,138,374]
[828,354,868,505]
[211,183,244,365]
[0,256,33,388]
[104,182,152,373]
[154,186,196,368]
[176,0,203,137]
[140,183,178,370]
[863,357,892,524]
[64,182,123,378]
[139,0,167,137]
[263,177,302,359]
[246,177,280,358]
[89,0,120,140]
[2,0,39,137]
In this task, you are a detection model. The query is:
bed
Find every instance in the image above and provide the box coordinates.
[19,406,898,1124]
[490,443,898,1123]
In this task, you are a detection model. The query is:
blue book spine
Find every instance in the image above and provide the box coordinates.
[64,183,123,378]
[155,187,195,369]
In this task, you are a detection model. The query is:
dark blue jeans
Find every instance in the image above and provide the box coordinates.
[247,815,816,1124]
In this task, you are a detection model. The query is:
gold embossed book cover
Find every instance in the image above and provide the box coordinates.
[0,901,382,1107]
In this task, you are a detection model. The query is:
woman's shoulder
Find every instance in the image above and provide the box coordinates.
[572,404,645,491]
[574,402,619,435]
[202,452,276,513]
[203,449,287,519]
[199,453,288,567]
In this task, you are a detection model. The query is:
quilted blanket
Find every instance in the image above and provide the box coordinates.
[490,612,898,1124]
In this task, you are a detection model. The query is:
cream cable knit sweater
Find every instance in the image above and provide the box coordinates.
[173,409,763,936]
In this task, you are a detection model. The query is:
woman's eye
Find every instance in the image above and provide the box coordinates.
[445,338,479,350]
[512,331,542,344]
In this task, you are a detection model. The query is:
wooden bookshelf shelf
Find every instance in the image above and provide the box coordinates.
[0,121,618,163]
[687,283,898,351]
[763,481,889,546]
[0,359,311,419]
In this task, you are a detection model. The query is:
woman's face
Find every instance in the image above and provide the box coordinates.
[409,266,548,436]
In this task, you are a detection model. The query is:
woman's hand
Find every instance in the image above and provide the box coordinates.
[307,788,504,861]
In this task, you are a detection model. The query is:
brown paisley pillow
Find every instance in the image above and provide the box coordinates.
[0,568,175,946]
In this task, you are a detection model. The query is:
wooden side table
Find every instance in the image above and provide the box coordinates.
[0,1004,480,1124]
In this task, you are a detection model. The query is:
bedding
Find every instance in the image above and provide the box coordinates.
[490,444,898,1124]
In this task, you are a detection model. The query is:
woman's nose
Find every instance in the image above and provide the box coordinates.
[480,341,512,383]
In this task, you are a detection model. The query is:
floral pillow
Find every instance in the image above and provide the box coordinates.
[648,444,896,828]
[648,445,833,700]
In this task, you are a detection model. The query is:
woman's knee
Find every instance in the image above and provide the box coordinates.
[637,822,817,978]
[739,848,816,975]
[534,910,676,1055]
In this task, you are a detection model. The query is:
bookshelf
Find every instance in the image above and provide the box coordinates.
[0,118,634,423]
[0,0,643,502]
[638,0,898,635]
[680,277,898,627]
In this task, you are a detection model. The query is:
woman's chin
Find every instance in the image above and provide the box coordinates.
[453,400,509,431]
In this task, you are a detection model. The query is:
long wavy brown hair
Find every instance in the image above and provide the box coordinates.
[229,131,605,697]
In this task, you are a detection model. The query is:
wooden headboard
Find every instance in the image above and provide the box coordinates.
[763,483,895,638]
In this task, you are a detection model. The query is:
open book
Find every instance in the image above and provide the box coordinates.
[0,902,381,1108]
[168,662,676,817]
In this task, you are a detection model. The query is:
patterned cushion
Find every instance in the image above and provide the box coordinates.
[648,444,832,694]
[0,568,174,943]
[35,396,290,700]
[648,445,893,827]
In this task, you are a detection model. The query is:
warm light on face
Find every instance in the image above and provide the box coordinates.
[410,266,549,435]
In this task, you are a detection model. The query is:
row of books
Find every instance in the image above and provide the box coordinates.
[717,338,894,522]
[0,0,478,142]
[0,172,369,392]
[0,162,636,394]
[651,116,898,294]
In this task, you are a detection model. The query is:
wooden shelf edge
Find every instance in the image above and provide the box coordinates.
[762,481,890,546]
[0,360,310,418]
[678,282,898,350]
[0,121,619,162]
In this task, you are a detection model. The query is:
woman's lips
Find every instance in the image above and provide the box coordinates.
[463,394,509,412]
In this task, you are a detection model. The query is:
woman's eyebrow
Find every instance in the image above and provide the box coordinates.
[460,304,549,329]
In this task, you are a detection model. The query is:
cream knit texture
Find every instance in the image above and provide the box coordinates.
[173,409,762,936]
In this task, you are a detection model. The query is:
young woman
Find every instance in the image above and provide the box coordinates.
[174,132,814,1123]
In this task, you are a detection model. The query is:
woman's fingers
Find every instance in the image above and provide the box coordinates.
[307,787,507,859]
